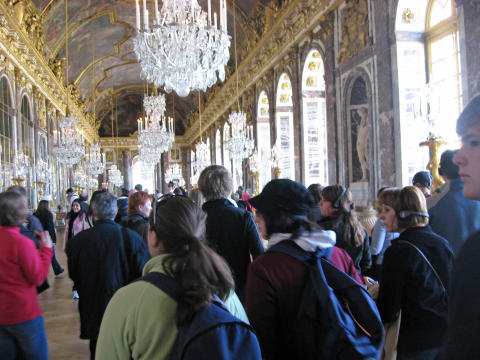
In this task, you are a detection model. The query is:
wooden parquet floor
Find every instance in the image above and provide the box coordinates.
[37,235,89,359]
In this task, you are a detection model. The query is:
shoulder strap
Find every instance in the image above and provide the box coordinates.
[398,240,446,294]
[268,239,333,264]
[140,271,181,302]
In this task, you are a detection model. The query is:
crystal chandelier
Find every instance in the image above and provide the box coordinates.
[53,0,84,168]
[12,151,29,184]
[248,149,260,174]
[133,0,230,97]
[52,113,85,167]
[270,142,281,170]
[85,143,105,175]
[193,141,210,174]
[137,92,175,166]
[108,164,123,187]
[73,165,87,190]
[225,3,254,161]
[165,163,183,183]
[225,111,254,160]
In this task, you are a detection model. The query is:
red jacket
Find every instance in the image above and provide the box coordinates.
[246,246,362,360]
[0,226,52,324]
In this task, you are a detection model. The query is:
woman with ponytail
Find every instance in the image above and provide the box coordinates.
[95,196,248,359]
[318,185,372,275]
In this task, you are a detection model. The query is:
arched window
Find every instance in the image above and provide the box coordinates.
[276,73,295,180]
[302,50,328,186]
[206,136,211,166]
[426,0,461,144]
[132,156,154,192]
[215,129,222,165]
[223,123,232,174]
[0,77,13,190]
[394,0,461,185]
[190,149,196,184]
[257,90,271,190]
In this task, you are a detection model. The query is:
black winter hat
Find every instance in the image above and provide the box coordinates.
[249,179,316,215]
[412,171,432,189]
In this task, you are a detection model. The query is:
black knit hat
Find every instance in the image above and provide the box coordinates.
[412,171,432,189]
[249,179,316,215]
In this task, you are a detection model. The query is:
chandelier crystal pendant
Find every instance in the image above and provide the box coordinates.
[133,0,230,97]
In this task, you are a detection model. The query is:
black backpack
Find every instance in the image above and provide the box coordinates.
[269,241,384,360]
[139,271,262,360]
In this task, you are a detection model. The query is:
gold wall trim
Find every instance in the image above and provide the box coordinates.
[0,2,97,143]
[183,0,343,145]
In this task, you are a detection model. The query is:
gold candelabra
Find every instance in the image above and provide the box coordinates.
[420,133,446,192]
[274,168,281,179]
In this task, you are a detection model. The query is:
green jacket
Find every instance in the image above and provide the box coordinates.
[96,255,249,359]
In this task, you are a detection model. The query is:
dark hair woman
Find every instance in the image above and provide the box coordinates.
[0,191,53,359]
[318,185,372,276]
[377,186,453,359]
[34,200,64,275]
[95,196,250,359]
[63,198,90,299]
[63,199,90,251]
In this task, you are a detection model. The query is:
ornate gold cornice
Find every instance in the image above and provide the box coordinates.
[0,1,97,143]
[183,0,342,145]
[99,135,188,151]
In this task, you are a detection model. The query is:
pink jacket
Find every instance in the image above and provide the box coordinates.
[63,213,88,250]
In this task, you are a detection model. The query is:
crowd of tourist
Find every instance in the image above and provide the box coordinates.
[1,95,480,359]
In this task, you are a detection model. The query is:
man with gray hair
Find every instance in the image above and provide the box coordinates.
[66,192,150,359]
[198,165,264,302]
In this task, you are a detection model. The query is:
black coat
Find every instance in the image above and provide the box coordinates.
[33,210,56,243]
[378,226,453,353]
[66,219,150,340]
[317,214,372,275]
[202,199,265,299]
[441,230,480,359]
[125,211,149,242]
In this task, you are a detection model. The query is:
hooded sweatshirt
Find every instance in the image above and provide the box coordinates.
[246,230,363,360]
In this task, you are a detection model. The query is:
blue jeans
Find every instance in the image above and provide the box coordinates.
[0,316,48,360]
[398,347,440,360]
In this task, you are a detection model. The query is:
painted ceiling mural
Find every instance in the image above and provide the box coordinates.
[29,0,272,138]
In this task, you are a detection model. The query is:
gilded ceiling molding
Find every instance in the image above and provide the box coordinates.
[184,0,343,146]
[100,135,188,150]
[0,1,97,143]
